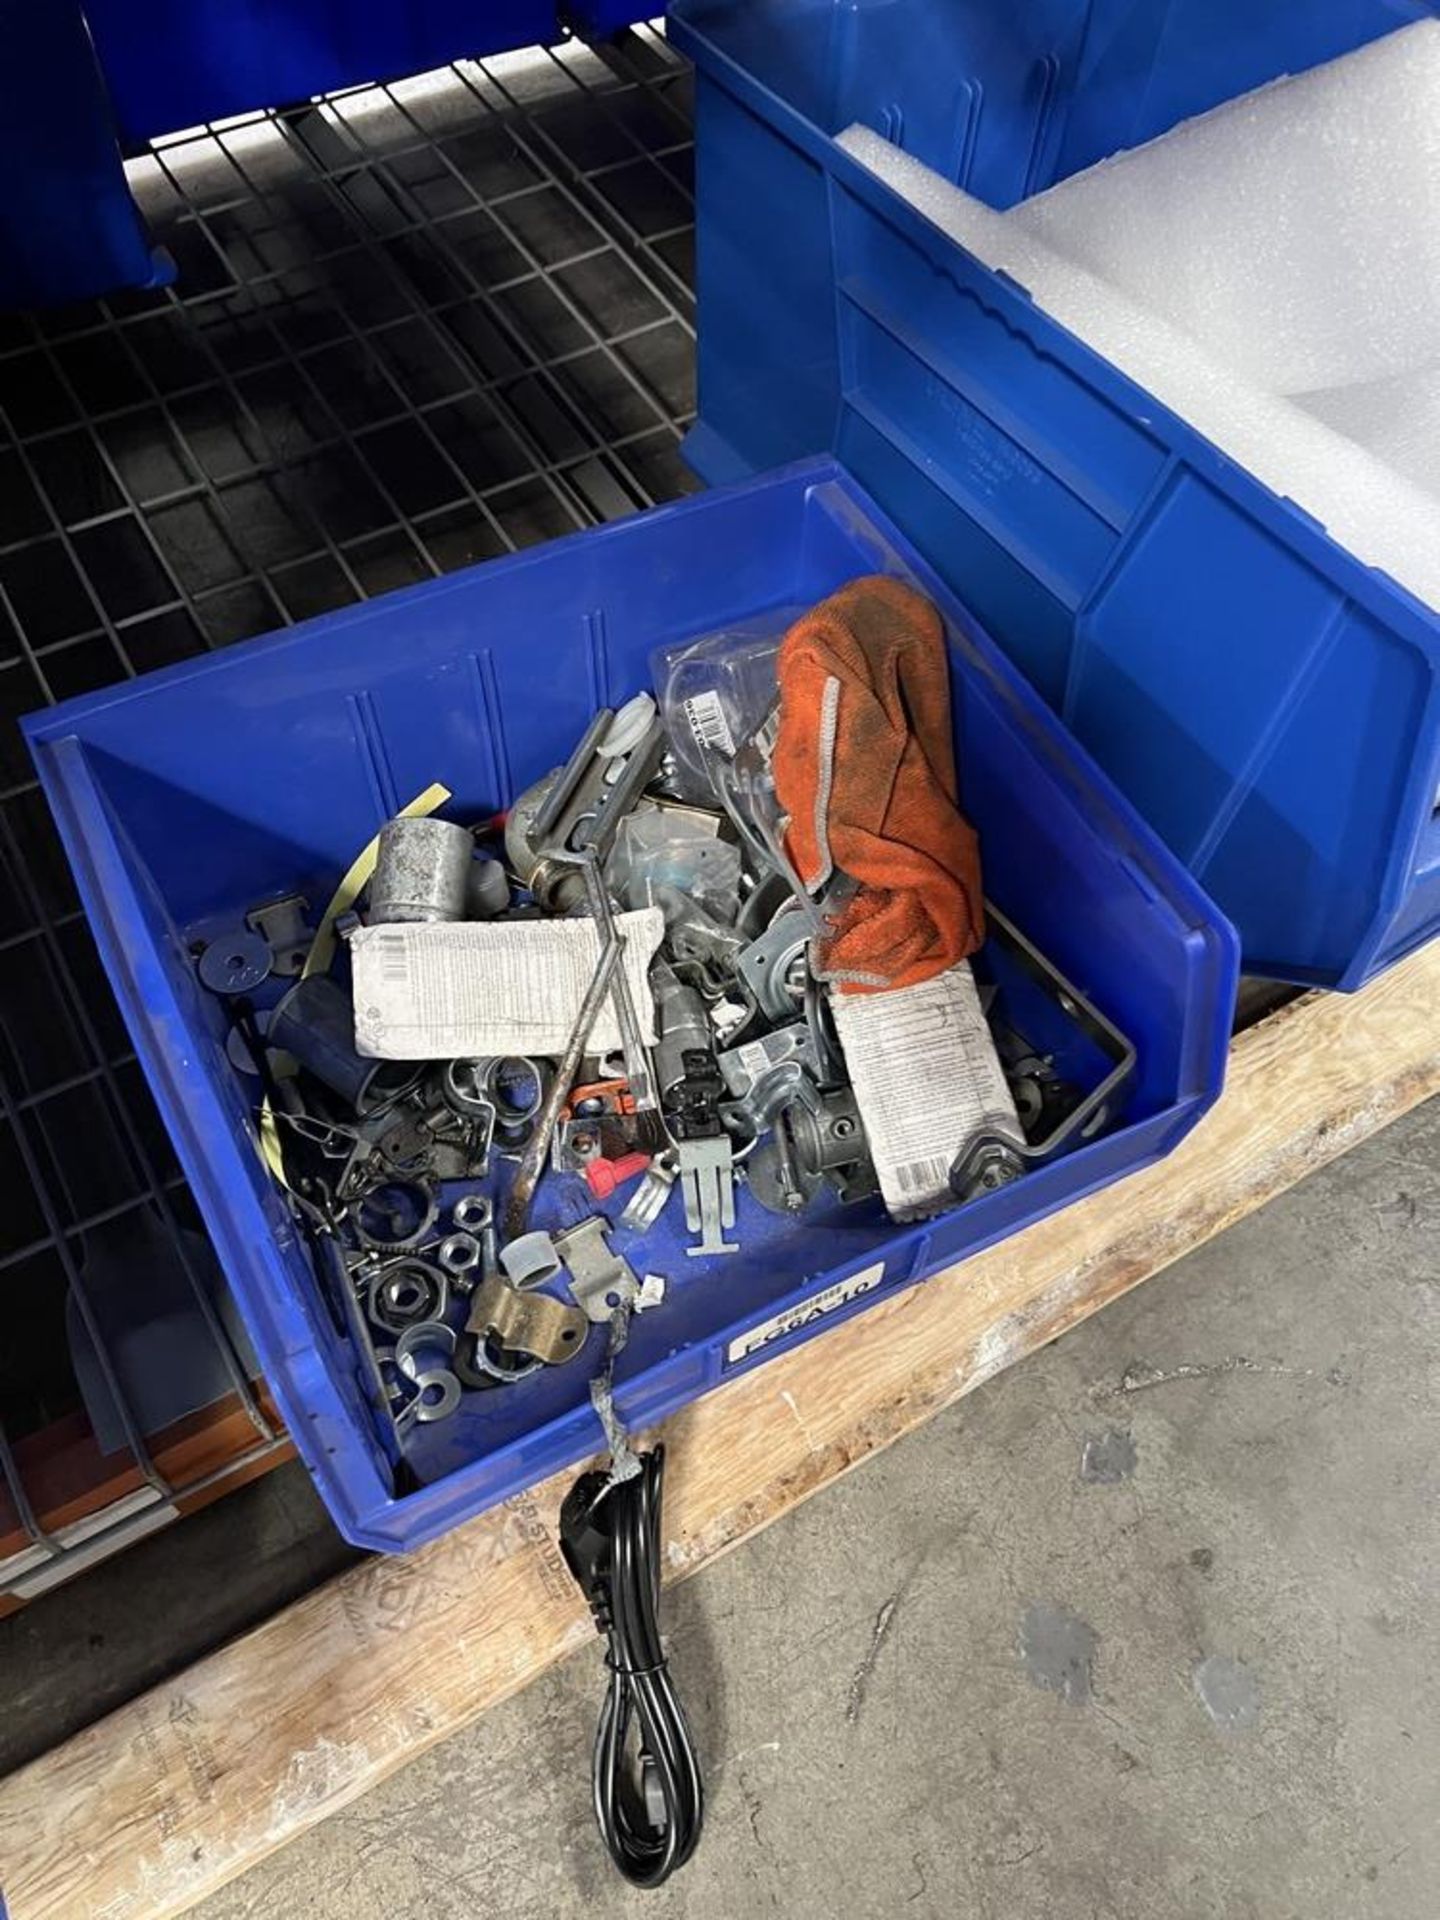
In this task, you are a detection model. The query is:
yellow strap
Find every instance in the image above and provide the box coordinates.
[259,781,453,1183]
[303,780,453,978]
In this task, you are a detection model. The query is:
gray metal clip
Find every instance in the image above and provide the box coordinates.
[554,1216,641,1321]
[677,1136,739,1257]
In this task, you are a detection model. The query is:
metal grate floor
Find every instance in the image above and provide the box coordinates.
[0,24,696,1576]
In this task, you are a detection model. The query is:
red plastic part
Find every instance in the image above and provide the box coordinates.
[583,1152,651,1200]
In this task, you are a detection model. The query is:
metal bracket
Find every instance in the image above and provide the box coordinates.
[463,1273,587,1364]
[245,893,313,976]
[718,1020,819,1099]
[949,903,1138,1202]
[620,1148,678,1232]
[733,908,810,1022]
[677,1136,739,1256]
[554,1216,640,1321]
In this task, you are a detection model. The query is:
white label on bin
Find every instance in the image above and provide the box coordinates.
[683,690,736,757]
[830,960,1022,1220]
[725,1261,887,1366]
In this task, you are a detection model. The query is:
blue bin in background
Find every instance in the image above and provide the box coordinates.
[566,0,662,36]
[84,0,559,146]
[24,460,1237,1550]
[1,0,659,309]
[669,0,1440,991]
[0,4,169,309]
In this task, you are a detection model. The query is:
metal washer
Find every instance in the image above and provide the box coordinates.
[412,1368,461,1422]
[224,1010,270,1077]
[198,930,273,996]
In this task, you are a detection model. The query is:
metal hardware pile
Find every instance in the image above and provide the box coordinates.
[194,659,1132,1438]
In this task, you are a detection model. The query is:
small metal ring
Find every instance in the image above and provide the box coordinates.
[452,1331,505,1390]
[366,1260,447,1333]
[437,1231,480,1275]
[412,1368,461,1421]
[459,1331,544,1386]
[395,1318,458,1382]
[452,1192,492,1234]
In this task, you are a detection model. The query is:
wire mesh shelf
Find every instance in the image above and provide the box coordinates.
[0,24,696,1599]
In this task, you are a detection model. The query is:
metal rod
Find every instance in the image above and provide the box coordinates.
[532,709,613,842]
[501,938,624,1244]
[578,851,656,1113]
[0,1417,58,1562]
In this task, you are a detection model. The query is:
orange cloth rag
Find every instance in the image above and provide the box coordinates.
[773,575,984,994]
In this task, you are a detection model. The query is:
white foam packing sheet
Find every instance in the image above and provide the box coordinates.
[836,17,1440,615]
[1296,363,1440,498]
[1013,22,1440,397]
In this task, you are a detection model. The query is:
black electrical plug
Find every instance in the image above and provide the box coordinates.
[559,1448,704,1888]
[559,1466,619,1637]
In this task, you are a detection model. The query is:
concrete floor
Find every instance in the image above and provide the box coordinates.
[8,1096,1440,1917]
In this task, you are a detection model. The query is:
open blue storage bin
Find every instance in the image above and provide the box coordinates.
[669,0,1440,991]
[25,460,1236,1551]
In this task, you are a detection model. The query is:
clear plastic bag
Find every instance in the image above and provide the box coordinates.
[651,613,797,801]
[652,612,829,932]
[608,806,743,925]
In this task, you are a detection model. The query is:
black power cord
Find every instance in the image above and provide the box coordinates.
[560,1447,704,1887]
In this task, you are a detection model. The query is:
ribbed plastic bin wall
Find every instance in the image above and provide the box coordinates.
[668,0,1440,990]
[25,460,1237,1550]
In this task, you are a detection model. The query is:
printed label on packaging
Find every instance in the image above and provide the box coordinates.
[734,1038,773,1083]
[830,959,1022,1219]
[724,1261,887,1366]
[351,908,664,1059]
[683,689,736,757]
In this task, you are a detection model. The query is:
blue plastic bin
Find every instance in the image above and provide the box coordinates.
[669,0,1440,991]
[3,1,569,309]
[0,4,168,309]
[25,460,1237,1551]
[84,0,559,146]
[564,0,663,36]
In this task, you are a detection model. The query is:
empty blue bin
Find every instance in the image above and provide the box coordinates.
[669,0,1440,991]
[25,460,1236,1551]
